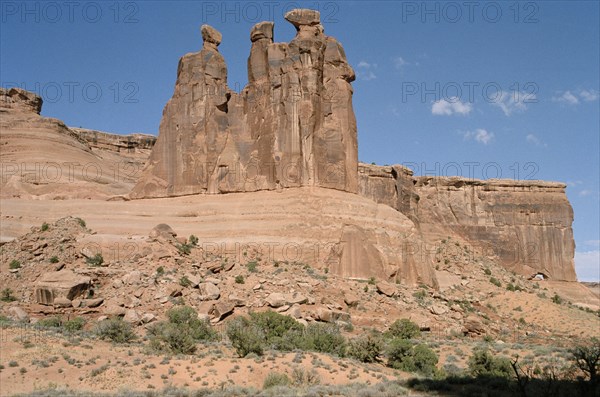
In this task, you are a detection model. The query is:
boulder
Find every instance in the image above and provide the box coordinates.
[8,306,29,322]
[198,282,220,300]
[376,282,396,297]
[265,293,287,308]
[35,270,91,305]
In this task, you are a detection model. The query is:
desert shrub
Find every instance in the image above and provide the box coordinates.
[368,277,376,285]
[179,276,191,287]
[300,323,346,356]
[176,243,192,255]
[489,277,502,287]
[386,339,438,376]
[75,217,86,227]
[49,256,59,263]
[37,316,62,328]
[484,268,492,275]
[291,366,321,386]
[263,372,290,389]
[9,260,21,269]
[149,306,217,354]
[386,318,421,339]
[249,311,303,342]
[85,253,104,267]
[467,348,512,378]
[94,318,136,343]
[41,222,49,231]
[188,235,198,246]
[226,316,265,357]
[64,317,86,332]
[552,293,563,304]
[246,261,258,272]
[235,275,244,284]
[156,266,165,276]
[0,288,17,302]
[348,334,383,363]
[148,322,197,354]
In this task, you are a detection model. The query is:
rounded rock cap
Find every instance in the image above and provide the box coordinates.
[250,21,274,42]
[284,9,320,28]
[201,24,222,46]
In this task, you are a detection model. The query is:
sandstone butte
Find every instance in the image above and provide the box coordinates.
[0,9,577,286]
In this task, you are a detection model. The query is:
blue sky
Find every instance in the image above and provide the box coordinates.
[1,1,598,281]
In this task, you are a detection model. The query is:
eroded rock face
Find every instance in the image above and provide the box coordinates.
[357,163,577,282]
[0,87,42,114]
[131,9,358,198]
[35,270,92,305]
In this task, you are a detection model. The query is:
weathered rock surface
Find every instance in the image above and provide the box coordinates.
[131,9,358,198]
[0,87,148,199]
[35,270,92,305]
[358,164,577,281]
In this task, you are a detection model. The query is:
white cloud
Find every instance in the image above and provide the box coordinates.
[463,129,494,145]
[491,90,535,116]
[552,90,579,105]
[579,189,592,197]
[583,240,600,247]
[356,61,377,81]
[526,134,547,147]
[575,250,600,282]
[431,97,472,116]
[393,56,408,69]
[579,89,599,102]
[567,180,583,187]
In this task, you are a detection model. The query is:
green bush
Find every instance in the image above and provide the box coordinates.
[177,243,193,255]
[235,275,244,284]
[249,311,303,342]
[85,253,104,267]
[179,276,191,287]
[9,260,21,269]
[41,222,49,231]
[552,293,563,304]
[386,339,438,376]
[37,316,62,328]
[226,316,265,357]
[0,288,17,302]
[484,268,492,275]
[148,322,197,354]
[188,235,199,246]
[75,217,86,227]
[149,306,217,354]
[348,334,383,363]
[49,256,59,263]
[263,372,290,389]
[94,318,136,343]
[300,323,346,356]
[64,317,86,332]
[489,277,502,287]
[467,348,512,378]
[246,261,258,272]
[386,318,421,339]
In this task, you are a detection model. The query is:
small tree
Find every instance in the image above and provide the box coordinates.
[570,338,600,385]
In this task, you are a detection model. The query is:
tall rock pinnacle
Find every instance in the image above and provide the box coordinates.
[131,9,358,198]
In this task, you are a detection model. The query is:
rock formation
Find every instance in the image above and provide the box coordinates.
[0,87,145,199]
[358,164,577,281]
[131,9,358,198]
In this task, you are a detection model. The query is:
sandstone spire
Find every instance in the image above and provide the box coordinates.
[131,9,358,198]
